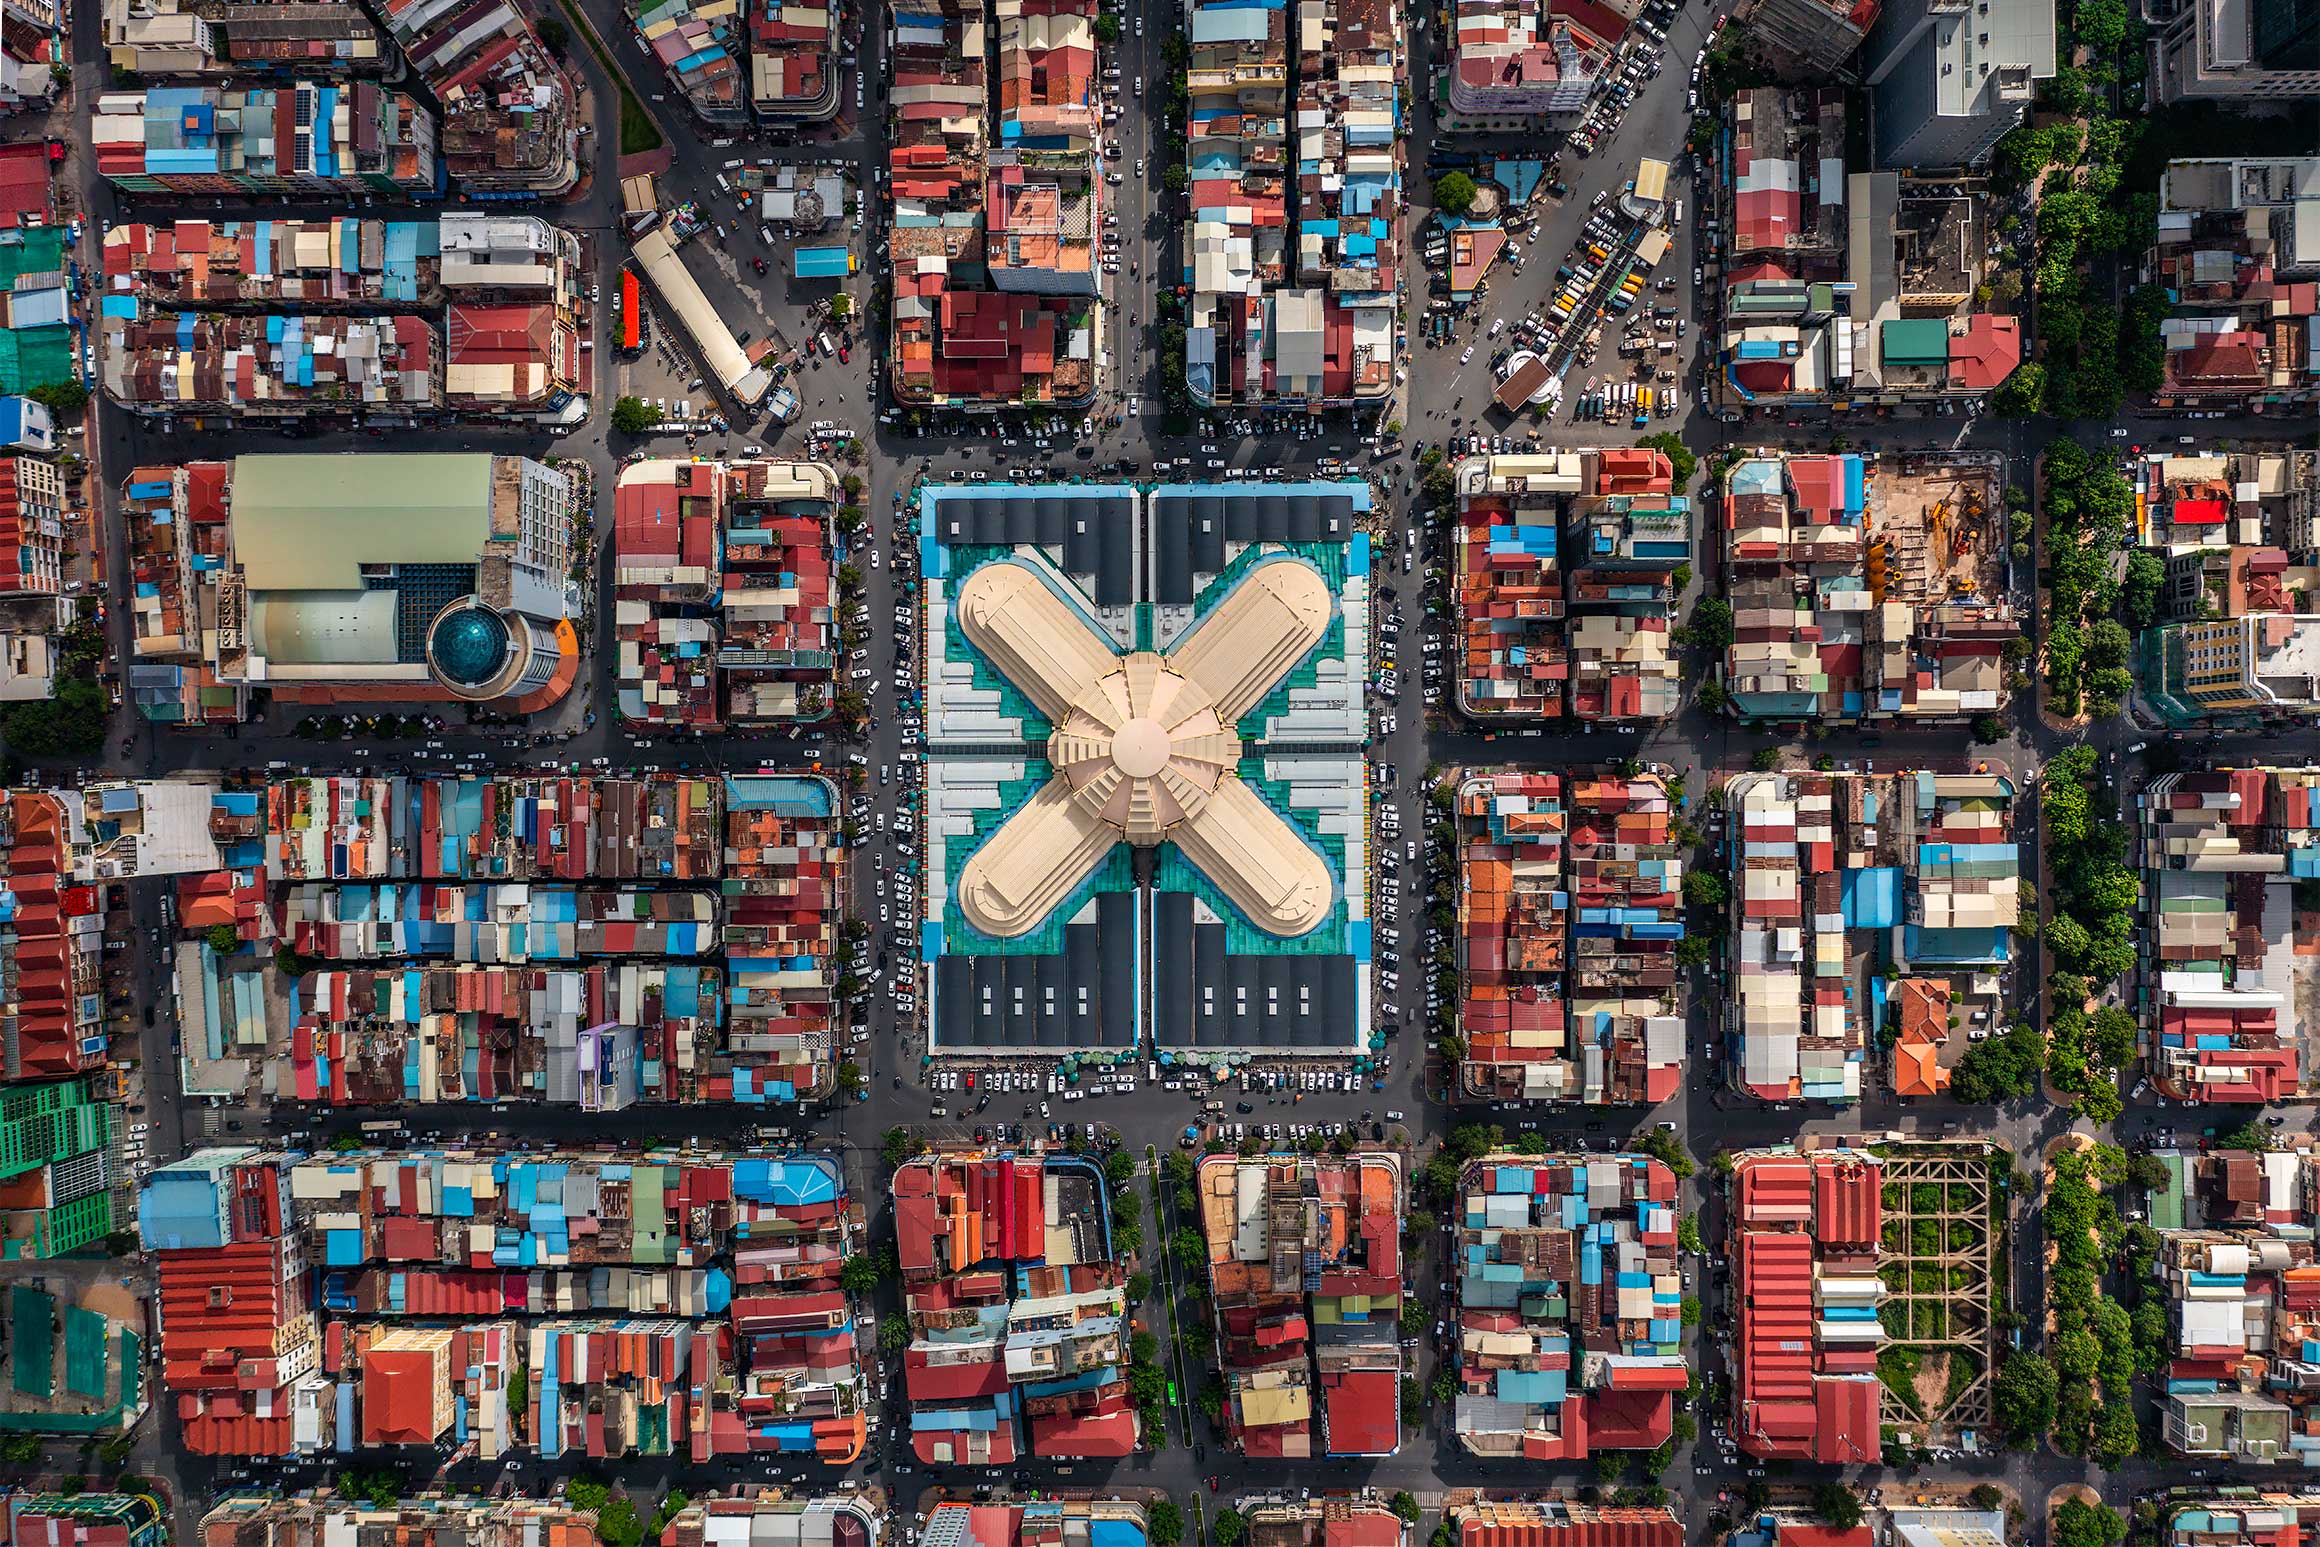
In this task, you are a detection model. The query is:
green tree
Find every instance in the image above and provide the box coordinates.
[1104,1149,1138,1187]
[1970,714,2006,745]
[1812,1485,1864,1532]
[26,380,88,418]
[1688,597,1735,652]
[1391,1494,1422,1525]
[1677,1213,1703,1253]
[598,1501,645,1547]
[1988,362,2045,417]
[1433,172,1478,216]
[1148,1503,1184,1547]
[610,395,662,435]
[2,677,106,757]
[203,923,241,953]
[881,1126,921,1170]
[1213,1510,1246,1547]
[879,1317,908,1355]
[1683,870,1729,909]
[2052,1500,2125,1547]
[1636,1128,1692,1181]
[841,1246,895,1294]
[2120,550,2165,630]
[1094,11,1121,40]
[1992,1351,2057,1438]
[564,1479,612,1513]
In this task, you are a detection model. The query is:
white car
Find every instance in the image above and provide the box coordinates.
[1459,346,1475,364]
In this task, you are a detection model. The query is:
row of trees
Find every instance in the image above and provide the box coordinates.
[2037,1143,2143,1461]
[2040,440,2150,718]
[1985,0,2168,419]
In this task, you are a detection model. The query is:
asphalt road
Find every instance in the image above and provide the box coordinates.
[20,0,2320,1534]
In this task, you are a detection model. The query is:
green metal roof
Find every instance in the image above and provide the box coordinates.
[228,453,497,592]
[1880,319,1951,367]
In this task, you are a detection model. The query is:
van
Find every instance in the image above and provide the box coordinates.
[714,173,732,195]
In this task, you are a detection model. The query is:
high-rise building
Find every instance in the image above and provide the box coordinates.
[2152,613,2320,716]
[1860,0,2055,167]
[2154,0,2320,101]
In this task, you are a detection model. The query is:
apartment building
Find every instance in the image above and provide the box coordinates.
[198,1498,598,1547]
[750,0,840,120]
[0,449,61,598]
[1716,92,2021,413]
[1449,1153,1684,1456]
[893,1147,1134,1462]
[2142,157,2319,415]
[613,460,840,730]
[1183,0,1401,406]
[2136,766,2316,1102]
[0,790,104,1084]
[1454,450,1690,722]
[1728,769,2018,1101]
[99,0,389,76]
[1443,0,1600,129]
[722,776,846,1104]
[2152,0,2320,103]
[374,0,577,197]
[887,0,1098,408]
[0,1075,116,1258]
[627,0,745,121]
[136,1147,321,1455]
[1196,1150,1403,1458]
[1446,1500,1681,1547]
[2145,1145,2320,1461]
[140,1147,863,1458]
[1456,771,1685,1104]
[91,83,436,196]
[1738,0,1880,72]
[1859,0,2053,168]
[660,1493,883,1547]
[1724,451,2014,724]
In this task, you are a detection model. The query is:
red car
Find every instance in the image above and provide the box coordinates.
[837,344,850,363]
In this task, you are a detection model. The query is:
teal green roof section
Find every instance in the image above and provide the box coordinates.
[1880,318,1950,367]
[63,1308,108,1400]
[10,1287,53,1397]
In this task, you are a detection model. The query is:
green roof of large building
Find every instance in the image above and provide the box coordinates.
[229,454,498,592]
[1880,318,1951,367]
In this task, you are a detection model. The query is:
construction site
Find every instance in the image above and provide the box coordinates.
[1863,455,2007,613]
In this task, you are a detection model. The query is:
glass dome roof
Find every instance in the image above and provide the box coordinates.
[428,604,512,689]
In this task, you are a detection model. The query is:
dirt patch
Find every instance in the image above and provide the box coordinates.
[1911,1349,1952,1420]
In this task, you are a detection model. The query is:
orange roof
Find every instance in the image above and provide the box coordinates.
[1893,1040,1944,1098]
